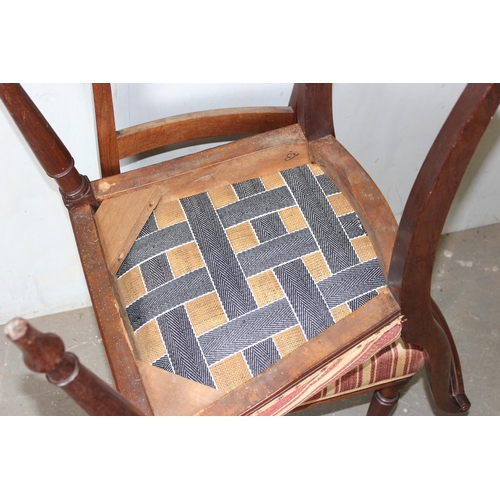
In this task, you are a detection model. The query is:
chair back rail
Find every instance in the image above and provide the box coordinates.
[117,107,296,157]
[93,83,319,178]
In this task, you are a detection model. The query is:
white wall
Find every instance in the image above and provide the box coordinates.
[332,83,500,233]
[1,84,99,323]
[1,83,499,322]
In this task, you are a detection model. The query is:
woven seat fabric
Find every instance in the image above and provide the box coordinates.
[115,163,388,393]
[296,339,425,409]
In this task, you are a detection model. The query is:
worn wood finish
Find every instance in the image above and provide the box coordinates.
[0,83,98,209]
[94,130,309,207]
[94,185,162,274]
[389,83,500,413]
[117,107,296,159]
[366,378,411,416]
[136,361,223,416]
[92,124,309,202]
[92,83,121,178]
[4,318,143,416]
[289,83,335,140]
[69,205,153,415]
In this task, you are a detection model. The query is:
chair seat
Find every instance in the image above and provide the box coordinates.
[115,162,393,395]
[4,83,496,417]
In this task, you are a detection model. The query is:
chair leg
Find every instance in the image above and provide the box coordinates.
[431,299,471,411]
[4,318,143,416]
[367,378,411,416]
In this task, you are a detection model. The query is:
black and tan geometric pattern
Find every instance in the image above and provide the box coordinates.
[115,164,387,393]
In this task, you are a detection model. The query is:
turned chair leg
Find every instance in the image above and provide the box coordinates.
[367,378,412,416]
[4,318,143,416]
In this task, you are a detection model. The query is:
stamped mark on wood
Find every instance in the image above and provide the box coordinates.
[284,151,299,161]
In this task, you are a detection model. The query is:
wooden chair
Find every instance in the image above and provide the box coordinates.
[2,83,499,416]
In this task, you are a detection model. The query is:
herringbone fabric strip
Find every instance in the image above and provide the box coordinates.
[116,164,388,393]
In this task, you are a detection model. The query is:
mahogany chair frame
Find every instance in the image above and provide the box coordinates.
[2,83,499,416]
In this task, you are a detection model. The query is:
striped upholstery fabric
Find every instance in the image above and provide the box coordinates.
[249,318,403,416]
[115,163,393,395]
[296,338,425,409]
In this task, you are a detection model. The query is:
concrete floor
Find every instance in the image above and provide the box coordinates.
[1,223,499,416]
